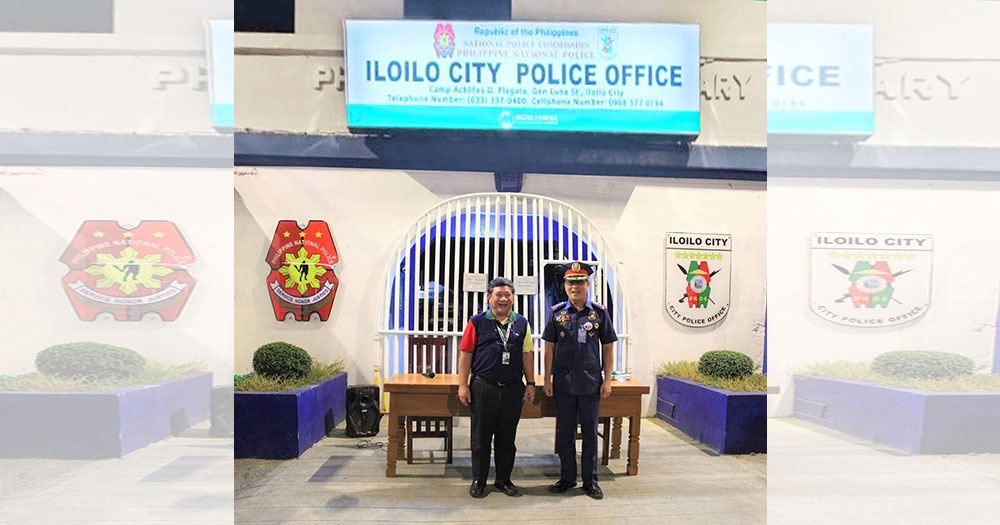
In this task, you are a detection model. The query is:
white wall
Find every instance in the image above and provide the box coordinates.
[615,182,767,398]
[0,168,234,384]
[770,0,1000,147]
[0,1,232,134]
[234,168,465,384]
[235,168,766,416]
[767,177,1000,416]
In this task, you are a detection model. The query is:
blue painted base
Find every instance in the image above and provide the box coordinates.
[235,372,348,459]
[655,376,766,454]
[0,373,212,458]
[794,375,1000,454]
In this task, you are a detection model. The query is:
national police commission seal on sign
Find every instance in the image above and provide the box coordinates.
[810,233,933,327]
[664,233,732,327]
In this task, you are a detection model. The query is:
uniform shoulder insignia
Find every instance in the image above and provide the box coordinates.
[551,301,566,311]
[594,302,606,310]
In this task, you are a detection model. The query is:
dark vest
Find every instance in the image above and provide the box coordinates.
[469,311,529,385]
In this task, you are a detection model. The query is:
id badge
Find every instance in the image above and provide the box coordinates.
[502,351,511,365]
[577,326,587,343]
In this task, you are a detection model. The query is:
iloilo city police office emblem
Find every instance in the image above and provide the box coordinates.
[266,220,340,321]
[664,233,732,327]
[60,220,196,321]
[810,233,932,327]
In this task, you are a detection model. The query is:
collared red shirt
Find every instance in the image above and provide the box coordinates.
[459,310,533,383]
[460,310,533,354]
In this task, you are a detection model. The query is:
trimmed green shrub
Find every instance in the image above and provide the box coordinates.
[697,350,754,379]
[871,351,975,379]
[252,342,312,379]
[235,359,345,392]
[35,342,146,380]
[654,361,766,392]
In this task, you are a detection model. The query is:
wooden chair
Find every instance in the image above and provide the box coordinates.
[555,416,611,466]
[406,336,454,464]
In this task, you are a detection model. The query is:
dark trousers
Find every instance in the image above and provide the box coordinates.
[555,391,601,487]
[469,378,525,483]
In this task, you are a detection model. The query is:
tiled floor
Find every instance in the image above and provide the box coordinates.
[235,417,766,524]
[768,418,1000,525]
[0,422,234,524]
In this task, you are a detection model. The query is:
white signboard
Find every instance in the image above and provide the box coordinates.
[344,20,700,134]
[767,24,873,134]
[463,272,487,293]
[206,20,234,128]
[513,275,538,295]
[810,233,933,327]
[664,233,732,327]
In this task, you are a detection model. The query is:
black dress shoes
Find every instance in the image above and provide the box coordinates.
[583,483,604,499]
[493,480,520,497]
[469,480,487,498]
[547,479,577,493]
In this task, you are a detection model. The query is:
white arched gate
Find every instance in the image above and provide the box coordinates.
[375,193,631,409]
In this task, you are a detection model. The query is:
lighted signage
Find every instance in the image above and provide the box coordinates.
[767,24,874,134]
[344,20,700,134]
[206,19,234,128]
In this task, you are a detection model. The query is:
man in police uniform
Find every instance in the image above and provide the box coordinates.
[458,277,536,498]
[542,262,617,499]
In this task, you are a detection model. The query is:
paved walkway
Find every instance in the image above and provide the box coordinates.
[236,417,766,524]
[768,418,1000,524]
[0,422,234,524]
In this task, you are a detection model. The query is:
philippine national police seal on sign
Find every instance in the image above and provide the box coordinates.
[542,262,617,500]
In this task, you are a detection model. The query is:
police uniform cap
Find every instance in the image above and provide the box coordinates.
[562,261,592,282]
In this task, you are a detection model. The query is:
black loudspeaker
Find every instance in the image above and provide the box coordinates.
[210,386,234,437]
[346,385,382,437]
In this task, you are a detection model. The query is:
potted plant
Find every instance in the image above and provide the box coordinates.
[234,342,346,459]
[0,341,211,458]
[795,350,1000,454]
[655,350,766,454]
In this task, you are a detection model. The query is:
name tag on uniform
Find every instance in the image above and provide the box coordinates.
[577,326,586,343]
[502,351,511,365]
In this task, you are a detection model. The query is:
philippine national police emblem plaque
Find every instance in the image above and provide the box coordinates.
[810,233,933,327]
[60,220,197,321]
[266,220,340,321]
[664,233,731,327]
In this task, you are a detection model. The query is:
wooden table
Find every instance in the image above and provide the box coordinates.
[383,374,650,477]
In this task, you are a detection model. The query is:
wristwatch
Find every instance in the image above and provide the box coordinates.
[525,381,535,385]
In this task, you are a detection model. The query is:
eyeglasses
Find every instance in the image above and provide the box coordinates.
[565,281,587,287]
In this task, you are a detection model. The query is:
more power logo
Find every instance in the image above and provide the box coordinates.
[266,220,340,321]
[810,233,932,327]
[60,221,196,321]
[664,233,731,327]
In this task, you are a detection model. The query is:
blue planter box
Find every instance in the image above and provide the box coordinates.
[0,372,212,458]
[655,376,766,454]
[235,372,347,459]
[794,375,1000,454]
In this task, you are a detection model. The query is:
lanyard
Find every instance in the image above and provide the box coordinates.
[495,321,511,349]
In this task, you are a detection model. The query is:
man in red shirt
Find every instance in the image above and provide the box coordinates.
[457,277,535,498]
